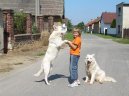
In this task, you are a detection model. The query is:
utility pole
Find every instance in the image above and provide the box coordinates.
[35,0,40,26]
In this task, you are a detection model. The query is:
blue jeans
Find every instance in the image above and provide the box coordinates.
[69,55,80,82]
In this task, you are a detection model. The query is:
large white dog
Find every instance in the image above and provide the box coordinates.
[84,54,116,84]
[34,24,68,85]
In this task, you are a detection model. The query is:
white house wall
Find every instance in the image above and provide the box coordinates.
[123,6,129,28]
[108,28,116,35]
[85,26,89,32]
[101,20,109,34]
[100,20,105,33]
[101,20,116,35]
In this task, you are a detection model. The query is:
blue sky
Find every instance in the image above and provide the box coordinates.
[65,0,129,25]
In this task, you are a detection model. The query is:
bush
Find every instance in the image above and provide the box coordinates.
[14,12,27,34]
[32,24,39,34]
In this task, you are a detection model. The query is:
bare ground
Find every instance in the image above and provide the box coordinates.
[0,41,48,73]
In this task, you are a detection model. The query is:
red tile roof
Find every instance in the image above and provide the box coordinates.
[101,12,116,24]
[85,17,101,26]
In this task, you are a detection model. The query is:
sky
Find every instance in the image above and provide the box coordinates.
[65,0,129,25]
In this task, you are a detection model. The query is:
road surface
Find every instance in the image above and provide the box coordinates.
[0,33,129,96]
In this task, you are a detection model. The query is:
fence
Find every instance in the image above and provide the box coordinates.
[14,33,40,48]
[123,29,129,38]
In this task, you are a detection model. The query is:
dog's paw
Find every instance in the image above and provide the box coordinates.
[84,80,88,83]
[47,83,51,85]
[89,82,93,85]
[112,79,117,83]
[64,40,68,43]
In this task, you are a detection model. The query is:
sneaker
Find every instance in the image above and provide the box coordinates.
[68,81,78,87]
[76,80,81,85]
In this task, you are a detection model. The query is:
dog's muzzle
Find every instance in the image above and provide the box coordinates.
[87,61,91,64]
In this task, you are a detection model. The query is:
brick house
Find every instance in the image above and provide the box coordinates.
[0,0,65,53]
[0,0,65,32]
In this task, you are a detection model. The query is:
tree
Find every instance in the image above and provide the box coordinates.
[67,20,73,32]
[76,22,85,31]
[111,19,116,28]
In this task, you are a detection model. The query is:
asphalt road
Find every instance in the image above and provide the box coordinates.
[0,33,129,96]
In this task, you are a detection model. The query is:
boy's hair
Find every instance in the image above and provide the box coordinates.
[72,28,81,36]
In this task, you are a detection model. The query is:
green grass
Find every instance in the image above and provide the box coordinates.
[95,33,117,39]
[113,38,129,44]
[37,52,45,56]
[64,32,73,41]
[94,33,129,44]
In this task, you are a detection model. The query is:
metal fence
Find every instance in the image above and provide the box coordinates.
[14,33,40,48]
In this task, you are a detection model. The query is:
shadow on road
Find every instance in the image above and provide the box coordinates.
[35,74,68,83]
[48,74,68,81]
[35,74,87,84]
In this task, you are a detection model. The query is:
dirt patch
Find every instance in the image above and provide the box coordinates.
[0,41,48,73]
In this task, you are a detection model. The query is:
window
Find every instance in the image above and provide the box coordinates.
[118,7,121,16]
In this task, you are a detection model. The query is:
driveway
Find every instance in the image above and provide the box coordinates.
[0,33,129,96]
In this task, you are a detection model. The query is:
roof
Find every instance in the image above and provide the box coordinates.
[0,0,64,16]
[101,12,116,24]
[116,2,129,6]
[93,17,101,24]
[85,17,101,27]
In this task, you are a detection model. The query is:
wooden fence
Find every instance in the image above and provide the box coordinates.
[123,29,129,38]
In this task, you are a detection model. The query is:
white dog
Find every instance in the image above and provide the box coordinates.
[34,24,68,85]
[84,54,116,84]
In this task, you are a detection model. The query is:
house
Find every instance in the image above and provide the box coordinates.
[93,17,101,33]
[85,17,101,34]
[0,0,64,17]
[116,2,129,38]
[85,20,94,33]
[0,0,65,30]
[100,12,116,35]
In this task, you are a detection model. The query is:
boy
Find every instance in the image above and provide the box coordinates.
[67,28,81,87]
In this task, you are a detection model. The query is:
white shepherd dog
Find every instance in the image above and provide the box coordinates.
[84,54,116,84]
[34,24,68,85]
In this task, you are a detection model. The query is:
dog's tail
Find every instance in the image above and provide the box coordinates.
[104,76,117,83]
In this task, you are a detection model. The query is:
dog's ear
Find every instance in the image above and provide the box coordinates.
[92,54,95,57]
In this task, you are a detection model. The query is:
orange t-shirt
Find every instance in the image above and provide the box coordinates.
[70,36,81,56]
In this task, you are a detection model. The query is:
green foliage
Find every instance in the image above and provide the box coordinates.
[67,20,73,32]
[37,52,45,56]
[32,23,39,34]
[14,12,27,34]
[111,19,116,28]
[64,32,73,41]
[75,21,85,31]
